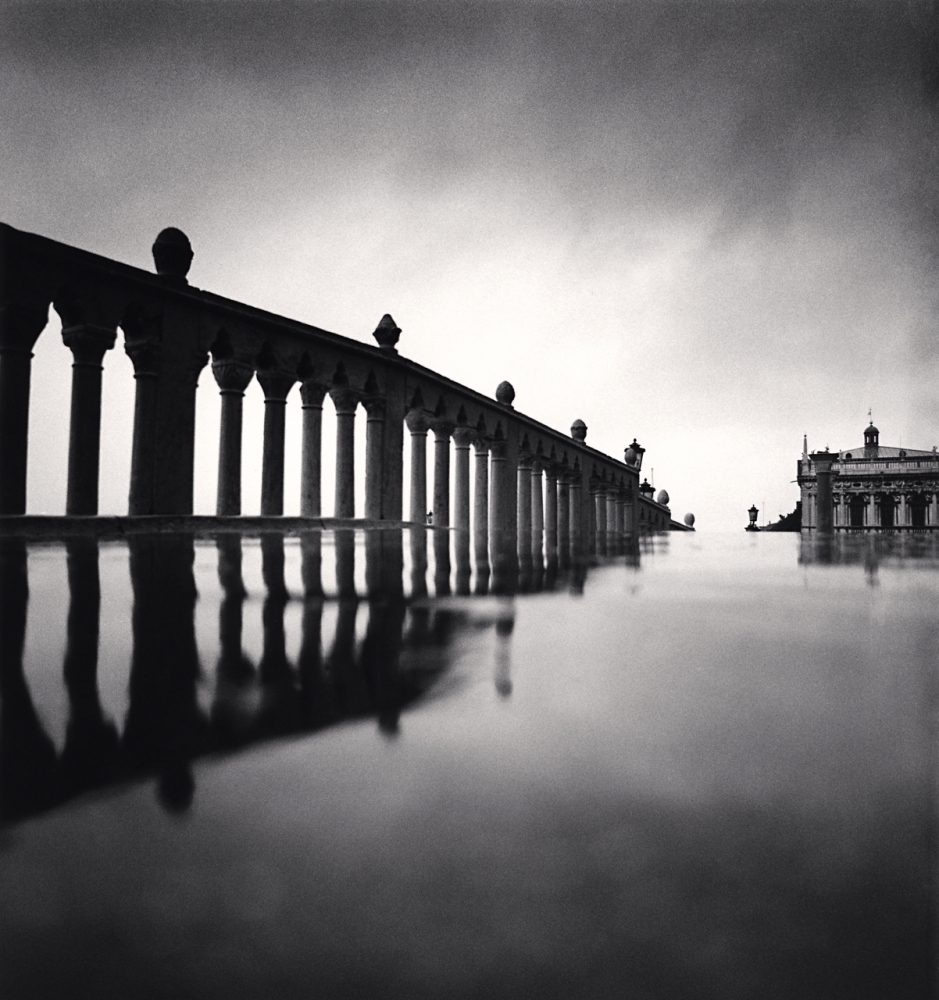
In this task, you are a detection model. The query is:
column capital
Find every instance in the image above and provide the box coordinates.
[258,368,296,403]
[121,300,163,377]
[330,386,359,415]
[473,437,490,456]
[433,420,455,441]
[517,454,533,470]
[300,380,328,407]
[453,426,475,447]
[363,395,386,418]
[405,409,430,434]
[61,324,117,367]
[212,358,254,395]
[0,297,50,355]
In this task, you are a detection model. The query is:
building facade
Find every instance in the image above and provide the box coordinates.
[799,423,939,531]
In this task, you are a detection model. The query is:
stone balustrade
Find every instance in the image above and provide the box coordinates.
[0,223,674,588]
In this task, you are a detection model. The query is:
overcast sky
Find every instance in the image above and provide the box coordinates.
[3,0,939,530]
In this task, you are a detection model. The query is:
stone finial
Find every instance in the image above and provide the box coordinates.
[495,381,515,407]
[570,419,587,442]
[656,489,669,505]
[684,513,695,527]
[152,228,193,282]
[373,314,401,352]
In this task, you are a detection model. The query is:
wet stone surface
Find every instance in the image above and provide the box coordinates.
[0,530,935,999]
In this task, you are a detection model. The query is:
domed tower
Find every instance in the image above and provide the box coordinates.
[864,421,879,456]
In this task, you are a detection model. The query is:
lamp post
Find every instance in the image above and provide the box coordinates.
[746,504,760,531]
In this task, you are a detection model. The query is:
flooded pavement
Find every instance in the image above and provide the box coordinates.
[0,530,935,998]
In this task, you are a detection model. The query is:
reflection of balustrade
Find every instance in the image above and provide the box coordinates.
[0,224,674,584]
[0,528,530,825]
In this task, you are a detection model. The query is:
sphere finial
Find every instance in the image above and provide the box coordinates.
[495,381,515,407]
[372,314,401,352]
[684,512,695,527]
[570,419,587,442]
[152,228,193,283]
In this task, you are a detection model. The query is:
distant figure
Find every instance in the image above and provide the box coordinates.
[426,510,433,524]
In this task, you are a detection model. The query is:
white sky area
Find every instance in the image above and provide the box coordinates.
[4,1,939,531]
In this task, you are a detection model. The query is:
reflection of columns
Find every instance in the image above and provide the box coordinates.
[433,422,453,596]
[258,369,296,517]
[473,439,490,594]
[326,592,364,713]
[517,455,532,587]
[557,473,571,569]
[360,596,407,735]
[0,300,49,514]
[365,529,404,600]
[300,531,323,598]
[61,537,119,794]
[494,616,514,699]
[212,359,254,516]
[331,388,358,518]
[62,325,117,515]
[335,528,356,599]
[124,534,207,813]
[216,534,252,680]
[364,398,386,520]
[453,427,473,595]
[258,534,299,735]
[300,382,327,517]
[0,536,59,821]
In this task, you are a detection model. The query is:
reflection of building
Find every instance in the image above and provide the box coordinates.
[799,423,939,532]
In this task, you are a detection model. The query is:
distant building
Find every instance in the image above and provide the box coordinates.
[799,423,939,531]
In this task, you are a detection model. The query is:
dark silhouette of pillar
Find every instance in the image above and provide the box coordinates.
[300,381,327,517]
[331,388,358,519]
[364,398,386,520]
[812,451,837,534]
[61,325,117,515]
[0,537,59,820]
[433,421,453,595]
[0,298,49,514]
[473,438,490,594]
[258,369,296,516]
[60,538,120,795]
[212,359,254,515]
[453,427,473,595]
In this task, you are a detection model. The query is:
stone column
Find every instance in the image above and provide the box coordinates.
[364,398,386,521]
[0,299,50,514]
[606,488,618,551]
[258,369,296,517]
[595,483,608,556]
[544,467,558,562]
[406,410,429,593]
[899,492,908,527]
[811,452,836,534]
[211,358,253,516]
[473,438,490,593]
[453,427,473,595]
[531,460,544,578]
[300,381,327,518]
[517,455,533,587]
[331,388,358,519]
[433,421,453,596]
[557,472,571,569]
[868,493,877,529]
[61,324,117,515]
[569,468,584,556]
[123,305,162,516]
[406,410,428,524]
[930,492,939,528]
